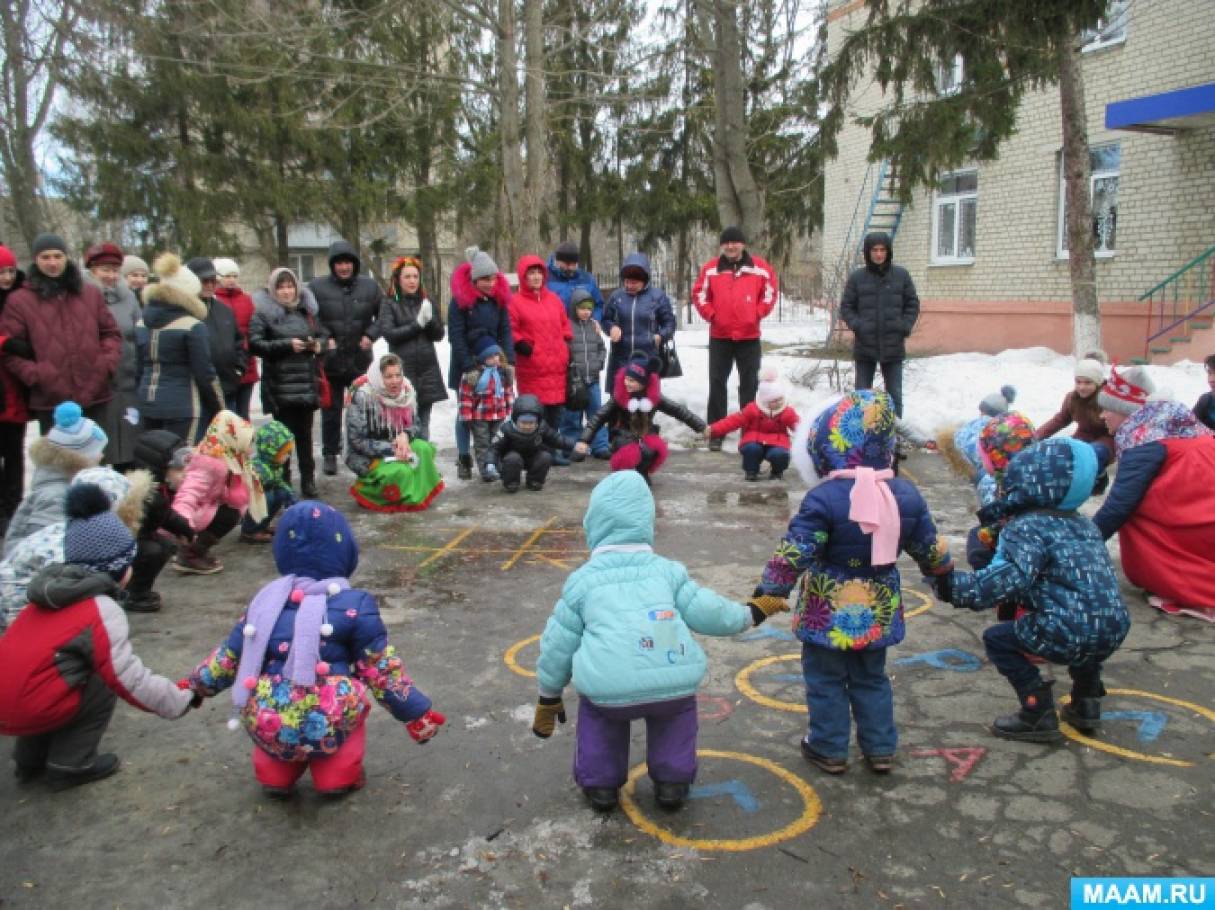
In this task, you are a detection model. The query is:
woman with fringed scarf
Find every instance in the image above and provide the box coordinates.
[344,354,443,512]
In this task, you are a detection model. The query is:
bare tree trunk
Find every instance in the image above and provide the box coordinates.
[523,0,547,250]
[711,0,765,245]
[498,0,527,262]
[1058,39,1101,357]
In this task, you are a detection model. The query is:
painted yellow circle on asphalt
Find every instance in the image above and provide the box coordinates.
[1058,687,1215,768]
[735,654,805,714]
[504,633,541,678]
[619,749,822,852]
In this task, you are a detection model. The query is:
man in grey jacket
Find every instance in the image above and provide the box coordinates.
[840,232,920,417]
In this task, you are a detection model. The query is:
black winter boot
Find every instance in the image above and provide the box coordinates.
[582,786,619,812]
[653,780,690,810]
[1061,676,1106,733]
[322,454,337,476]
[456,453,473,481]
[992,683,1062,744]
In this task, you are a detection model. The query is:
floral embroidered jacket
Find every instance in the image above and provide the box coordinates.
[189,586,431,760]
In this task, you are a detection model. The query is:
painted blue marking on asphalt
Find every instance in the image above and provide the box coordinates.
[893,648,982,672]
[1103,710,1168,743]
[770,674,804,683]
[688,779,760,813]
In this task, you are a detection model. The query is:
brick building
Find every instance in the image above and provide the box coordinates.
[822,0,1215,362]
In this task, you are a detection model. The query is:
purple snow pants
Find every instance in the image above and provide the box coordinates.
[573,695,698,788]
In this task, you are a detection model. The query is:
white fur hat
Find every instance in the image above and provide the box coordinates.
[756,365,787,406]
[213,257,240,277]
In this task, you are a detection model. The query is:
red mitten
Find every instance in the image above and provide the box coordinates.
[406,709,446,744]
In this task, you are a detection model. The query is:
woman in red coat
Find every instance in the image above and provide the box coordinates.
[510,255,572,452]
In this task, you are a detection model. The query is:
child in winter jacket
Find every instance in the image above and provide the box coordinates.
[705,366,798,481]
[559,289,610,458]
[532,471,787,811]
[170,410,266,575]
[240,420,297,542]
[129,429,195,612]
[3,401,107,556]
[1191,353,1215,431]
[937,385,1017,506]
[1034,356,1114,491]
[459,336,516,481]
[574,352,706,482]
[0,483,193,790]
[183,501,445,797]
[486,394,580,492]
[752,390,952,775]
[964,412,1036,575]
[0,467,150,629]
[931,438,1130,744]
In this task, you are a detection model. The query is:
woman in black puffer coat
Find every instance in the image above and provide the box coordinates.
[249,268,327,497]
[376,256,447,440]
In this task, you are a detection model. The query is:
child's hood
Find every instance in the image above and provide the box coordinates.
[583,471,655,551]
[800,390,896,480]
[27,563,120,610]
[610,364,661,409]
[272,501,359,579]
[255,420,295,466]
[998,437,1096,514]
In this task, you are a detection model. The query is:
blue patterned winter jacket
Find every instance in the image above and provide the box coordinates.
[951,438,1129,664]
[536,471,751,706]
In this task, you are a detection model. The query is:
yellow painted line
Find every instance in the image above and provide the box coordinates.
[504,633,542,678]
[900,466,919,484]
[501,516,558,571]
[417,527,477,568]
[735,654,805,713]
[531,554,574,570]
[619,749,822,852]
[384,545,584,556]
[905,588,933,618]
[1058,688,1215,768]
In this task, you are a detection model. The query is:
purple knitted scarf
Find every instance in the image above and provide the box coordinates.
[231,574,351,710]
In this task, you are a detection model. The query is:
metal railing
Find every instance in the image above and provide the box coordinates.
[1139,243,1215,359]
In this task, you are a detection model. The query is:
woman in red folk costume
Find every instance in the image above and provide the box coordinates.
[1093,364,1215,619]
[575,352,705,483]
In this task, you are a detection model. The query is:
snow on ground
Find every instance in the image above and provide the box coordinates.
[349,316,1213,458]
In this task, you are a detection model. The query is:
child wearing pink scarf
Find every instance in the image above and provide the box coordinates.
[751,390,952,775]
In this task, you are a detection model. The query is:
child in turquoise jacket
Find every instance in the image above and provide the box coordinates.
[531,470,786,812]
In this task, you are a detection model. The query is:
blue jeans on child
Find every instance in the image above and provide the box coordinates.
[241,486,296,535]
[559,383,610,455]
[801,643,896,759]
[739,443,790,475]
[983,621,1105,699]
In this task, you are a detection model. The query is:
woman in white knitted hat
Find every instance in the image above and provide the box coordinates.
[1093,364,1215,617]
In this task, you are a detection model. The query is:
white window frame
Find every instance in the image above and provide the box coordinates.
[287,253,317,282]
[1057,144,1119,260]
[930,170,978,266]
[935,53,964,96]
[1081,0,1130,52]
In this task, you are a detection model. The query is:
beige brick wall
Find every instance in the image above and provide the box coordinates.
[822,0,1215,310]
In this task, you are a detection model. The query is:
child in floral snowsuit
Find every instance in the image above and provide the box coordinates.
[752,391,952,775]
[184,501,445,796]
[240,420,297,543]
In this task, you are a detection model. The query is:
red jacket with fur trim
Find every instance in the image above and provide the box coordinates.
[691,252,778,341]
[709,401,798,448]
[509,255,572,406]
[0,565,190,735]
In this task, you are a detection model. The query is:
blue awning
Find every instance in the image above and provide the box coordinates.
[1106,81,1215,134]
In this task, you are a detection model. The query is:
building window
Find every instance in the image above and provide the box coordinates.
[287,254,316,282]
[1081,0,1129,51]
[1057,143,1119,259]
[931,171,977,265]
[935,53,964,96]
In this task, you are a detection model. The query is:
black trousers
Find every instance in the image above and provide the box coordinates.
[14,674,117,772]
[707,338,762,425]
[129,537,173,597]
[854,359,905,418]
[501,449,553,490]
[0,420,26,524]
[273,405,317,484]
[321,373,355,457]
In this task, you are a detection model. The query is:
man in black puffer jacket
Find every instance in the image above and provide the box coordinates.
[486,394,580,493]
[839,232,919,418]
[308,240,383,476]
[186,257,248,434]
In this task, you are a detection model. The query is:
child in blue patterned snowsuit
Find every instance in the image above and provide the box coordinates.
[754,390,952,775]
[931,438,1130,744]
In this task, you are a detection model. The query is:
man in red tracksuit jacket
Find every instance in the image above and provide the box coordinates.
[0,483,192,790]
[691,226,779,449]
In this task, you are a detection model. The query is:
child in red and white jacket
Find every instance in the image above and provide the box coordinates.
[170,410,266,575]
[459,337,516,481]
[0,483,192,790]
[705,366,798,481]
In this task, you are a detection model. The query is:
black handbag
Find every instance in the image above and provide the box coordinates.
[658,337,683,379]
[565,361,590,411]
